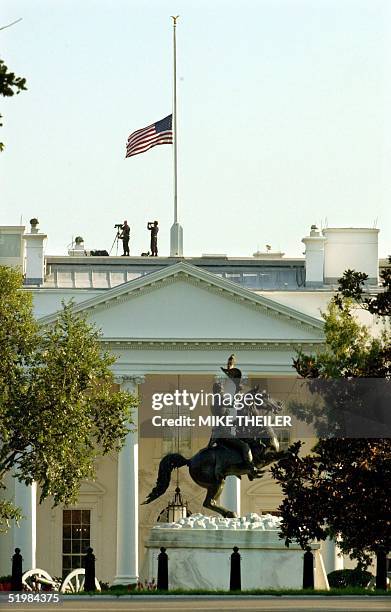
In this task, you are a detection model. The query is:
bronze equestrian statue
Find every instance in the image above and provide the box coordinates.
[143,357,287,518]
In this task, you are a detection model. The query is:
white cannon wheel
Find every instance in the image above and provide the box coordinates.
[22,568,54,592]
[60,568,100,593]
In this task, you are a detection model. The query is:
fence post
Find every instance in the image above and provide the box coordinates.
[303,548,314,589]
[84,547,96,591]
[157,547,168,590]
[230,546,241,591]
[375,548,387,591]
[11,548,23,591]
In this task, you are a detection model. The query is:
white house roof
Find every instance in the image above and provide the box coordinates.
[38,262,324,348]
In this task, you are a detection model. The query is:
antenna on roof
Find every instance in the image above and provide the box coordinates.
[373,217,378,228]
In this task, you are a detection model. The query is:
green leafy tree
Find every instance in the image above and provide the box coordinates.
[0,266,137,530]
[272,439,390,567]
[272,262,391,589]
[0,58,27,151]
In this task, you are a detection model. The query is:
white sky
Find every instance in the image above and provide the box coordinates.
[1,0,390,257]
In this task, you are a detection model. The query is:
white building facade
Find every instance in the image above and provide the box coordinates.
[0,221,385,584]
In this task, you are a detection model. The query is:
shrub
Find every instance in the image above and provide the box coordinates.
[328,569,373,588]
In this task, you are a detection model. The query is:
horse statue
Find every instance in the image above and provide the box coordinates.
[143,356,287,518]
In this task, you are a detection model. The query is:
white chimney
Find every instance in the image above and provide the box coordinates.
[323,228,379,285]
[302,225,326,287]
[23,218,47,285]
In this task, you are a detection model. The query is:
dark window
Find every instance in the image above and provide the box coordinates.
[276,428,291,451]
[62,509,91,579]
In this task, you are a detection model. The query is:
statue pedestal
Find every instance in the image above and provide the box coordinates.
[142,513,328,590]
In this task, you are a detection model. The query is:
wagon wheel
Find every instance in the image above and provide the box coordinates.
[60,568,101,593]
[22,568,55,592]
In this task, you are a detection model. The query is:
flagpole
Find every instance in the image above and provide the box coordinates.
[170,15,183,257]
[173,15,178,225]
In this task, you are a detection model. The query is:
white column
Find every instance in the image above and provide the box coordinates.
[220,476,241,516]
[14,480,37,570]
[113,375,144,586]
[216,375,241,516]
[322,537,344,575]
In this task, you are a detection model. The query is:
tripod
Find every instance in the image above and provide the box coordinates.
[109,231,121,256]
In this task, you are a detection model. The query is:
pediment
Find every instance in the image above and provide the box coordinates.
[39,262,324,345]
[78,480,106,496]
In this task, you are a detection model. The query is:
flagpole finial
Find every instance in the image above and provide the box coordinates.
[171,15,179,26]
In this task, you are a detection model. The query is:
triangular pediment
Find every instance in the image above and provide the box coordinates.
[78,480,106,495]
[39,262,324,345]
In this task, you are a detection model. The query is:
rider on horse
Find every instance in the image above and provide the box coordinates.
[207,358,264,481]
[143,355,285,518]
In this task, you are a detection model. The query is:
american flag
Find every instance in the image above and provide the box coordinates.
[126,115,173,158]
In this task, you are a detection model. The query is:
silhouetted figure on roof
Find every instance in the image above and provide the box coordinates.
[148,221,159,256]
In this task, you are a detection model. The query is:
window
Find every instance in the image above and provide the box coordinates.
[74,272,91,288]
[276,429,291,451]
[62,509,91,578]
[125,271,144,282]
[109,272,126,287]
[92,271,109,288]
[225,272,241,284]
[57,272,74,288]
[263,510,281,517]
[242,273,258,287]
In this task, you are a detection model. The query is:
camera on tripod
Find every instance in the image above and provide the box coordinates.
[109,221,129,256]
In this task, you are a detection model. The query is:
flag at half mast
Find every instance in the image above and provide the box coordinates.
[126,115,173,158]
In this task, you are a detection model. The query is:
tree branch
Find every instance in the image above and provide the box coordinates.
[0,18,23,31]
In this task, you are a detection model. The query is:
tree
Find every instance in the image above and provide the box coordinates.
[272,261,391,589]
[0,58,27,151]
[0,266,137,530]
[272,439,390,568]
